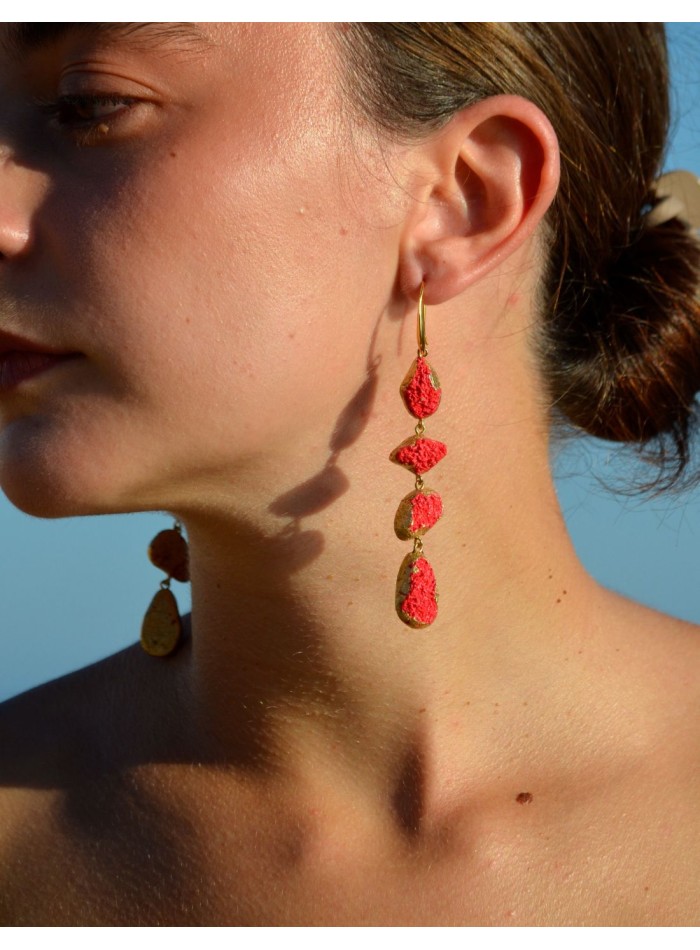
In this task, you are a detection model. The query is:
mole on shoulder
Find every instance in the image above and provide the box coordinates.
[516,791,533,804]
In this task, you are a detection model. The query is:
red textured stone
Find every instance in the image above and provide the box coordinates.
[394,489,443,540]
[400,356,442,419]
[390,436,447,475]
[148,529,190,582]
[409,490,442,533]
[395,553,438,628]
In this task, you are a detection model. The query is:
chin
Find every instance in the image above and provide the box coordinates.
[0,413,134,520]
[0,478,91,518]
[0,464,108,520]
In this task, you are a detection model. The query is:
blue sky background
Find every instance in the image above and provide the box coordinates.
[1,23,699,702]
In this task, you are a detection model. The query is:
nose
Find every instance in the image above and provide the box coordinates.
[0,146,38,259]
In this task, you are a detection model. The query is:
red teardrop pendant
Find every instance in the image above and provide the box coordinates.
[400,356,442,419]
[395,551,439,628]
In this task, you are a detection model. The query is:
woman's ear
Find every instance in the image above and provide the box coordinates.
[398,95,560,304]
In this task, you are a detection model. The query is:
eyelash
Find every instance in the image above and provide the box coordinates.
[34,93,138,143]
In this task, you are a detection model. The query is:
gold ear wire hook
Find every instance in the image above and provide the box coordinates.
[417,282,428,357]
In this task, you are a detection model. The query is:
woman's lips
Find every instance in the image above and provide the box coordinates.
[0,350,81,392]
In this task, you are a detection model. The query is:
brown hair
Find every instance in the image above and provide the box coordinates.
[334,23,700,489]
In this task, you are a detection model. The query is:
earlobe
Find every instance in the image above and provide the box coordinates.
[399,95,560,305]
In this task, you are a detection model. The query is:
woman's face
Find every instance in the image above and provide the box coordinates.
[0,23,403,517]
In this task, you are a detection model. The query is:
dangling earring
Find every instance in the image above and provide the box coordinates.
[390,283,446,628]
[140,519,190,656]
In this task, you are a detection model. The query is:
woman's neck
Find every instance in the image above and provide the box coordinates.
[171,357,603,824]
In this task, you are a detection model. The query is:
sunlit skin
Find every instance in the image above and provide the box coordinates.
[0,23,699,925]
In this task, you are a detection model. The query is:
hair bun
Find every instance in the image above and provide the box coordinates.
[546,215,700,484]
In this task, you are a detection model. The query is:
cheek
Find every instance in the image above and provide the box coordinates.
[0,64,401,515]
[82,112,388,425]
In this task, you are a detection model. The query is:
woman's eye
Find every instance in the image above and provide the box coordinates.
[34,93,138,143]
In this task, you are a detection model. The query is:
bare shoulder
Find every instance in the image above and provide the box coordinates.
[0,642,136,782]
[0,645,132,840]
[602,590,700,754]
[0,623,195,924]
[611,592,700,674]
[0,626,190,847]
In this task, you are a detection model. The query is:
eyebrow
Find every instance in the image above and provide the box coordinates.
[1,22,211,59]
